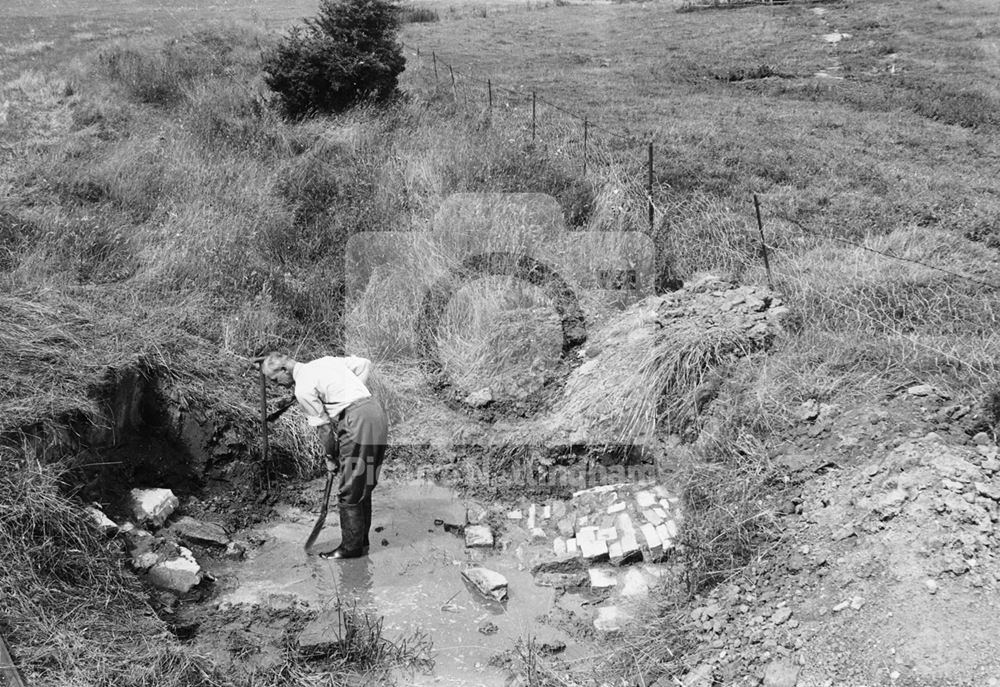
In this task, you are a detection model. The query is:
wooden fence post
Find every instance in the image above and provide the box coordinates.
[753,194,775,289]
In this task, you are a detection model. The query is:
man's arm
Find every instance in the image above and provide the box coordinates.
[344,356,372,386]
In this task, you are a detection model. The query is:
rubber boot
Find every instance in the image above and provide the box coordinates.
[361,496,372,555]
[327,504,366,559]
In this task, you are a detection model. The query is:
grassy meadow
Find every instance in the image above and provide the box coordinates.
[3,0,1000,684]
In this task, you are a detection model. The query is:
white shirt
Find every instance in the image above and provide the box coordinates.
[292,356,372,427]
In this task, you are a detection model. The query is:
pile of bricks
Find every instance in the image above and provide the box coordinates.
[508,482,682,567]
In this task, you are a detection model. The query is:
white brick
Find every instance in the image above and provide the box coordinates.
[615,513,641,562]
[640,522,662,550]
[608,541,624,565]
[577,526,598,544]
[566,538,578,555]
[653,507,669,520]
[606,502,627,514]
[579,537,609,561]
[597,527,618,542]
[527,504,537,530]
[643,509,663,525]
[541,504,551,519]
[635,490,657,508]
[553,537,566,555]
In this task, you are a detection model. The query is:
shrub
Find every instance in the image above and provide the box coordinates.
[263,0,406,119]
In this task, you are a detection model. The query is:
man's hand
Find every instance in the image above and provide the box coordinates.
[317,424,339,474]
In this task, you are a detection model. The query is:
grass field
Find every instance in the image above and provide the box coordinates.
[3,0,1000,684]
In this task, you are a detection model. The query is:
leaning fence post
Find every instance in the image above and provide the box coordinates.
[647,142,654,232]
[753,193,775,290]
[488,79,493,111]
[449,64,456,100]
[583,117,589,175]
[432,51,438,84]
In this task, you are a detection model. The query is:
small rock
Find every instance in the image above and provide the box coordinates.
[223,541,247,560]
[464,387,493,407]
[85,505,118,536]
[925,579,939,594]
[771,607,792,625]
[465,525,494,548]
[849,596,865,610]
[796,399,820,422]
[975,482,1000,501]
[479,621,499,635]
[462,566,508,602]
[763,659,800,687]
[619,568,649,598]
[507,509,523,520]
[129,488,179,527]
[146,546,201,594]
[906,384,935,397]
[466,503,489,525]
[593,605,629,632]
[974,432,992,446]
[553,537,567,555]
[832,600,850,612]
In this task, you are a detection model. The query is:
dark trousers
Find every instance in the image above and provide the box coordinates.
[335,397,387,549]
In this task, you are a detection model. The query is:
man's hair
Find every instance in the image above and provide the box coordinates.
[260,351,292,377]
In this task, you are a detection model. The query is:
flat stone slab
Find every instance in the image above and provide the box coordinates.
[168,516,229,547]
[462,566,508,602]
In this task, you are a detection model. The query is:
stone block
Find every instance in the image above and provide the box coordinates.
[129,488,178,528]
[614,513,641,563]
[462,567,508,602]
[168,516,229,547]
[566,538,578,555]
[579,536,609,563]
[85,506,118,536]
[639,522,663,560]
[643,509,664,525]
[553,537,567,555]
[635,490,657,509]
[146,546,201,594]
[465,525,494,548]
[597,526,618,542]
[527,504,537,529]
[606,502,627,514]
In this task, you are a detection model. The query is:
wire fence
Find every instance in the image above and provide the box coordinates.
[103,0,1000,383]
[401,41,1000,329]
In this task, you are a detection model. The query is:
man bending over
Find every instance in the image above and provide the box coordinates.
[260,352,387,559]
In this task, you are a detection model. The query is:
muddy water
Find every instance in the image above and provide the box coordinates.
[208,480,581,686]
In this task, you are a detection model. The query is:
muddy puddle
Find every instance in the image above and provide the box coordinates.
[205,479,586,686]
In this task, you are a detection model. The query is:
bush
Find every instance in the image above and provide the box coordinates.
[263,0,406,119]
